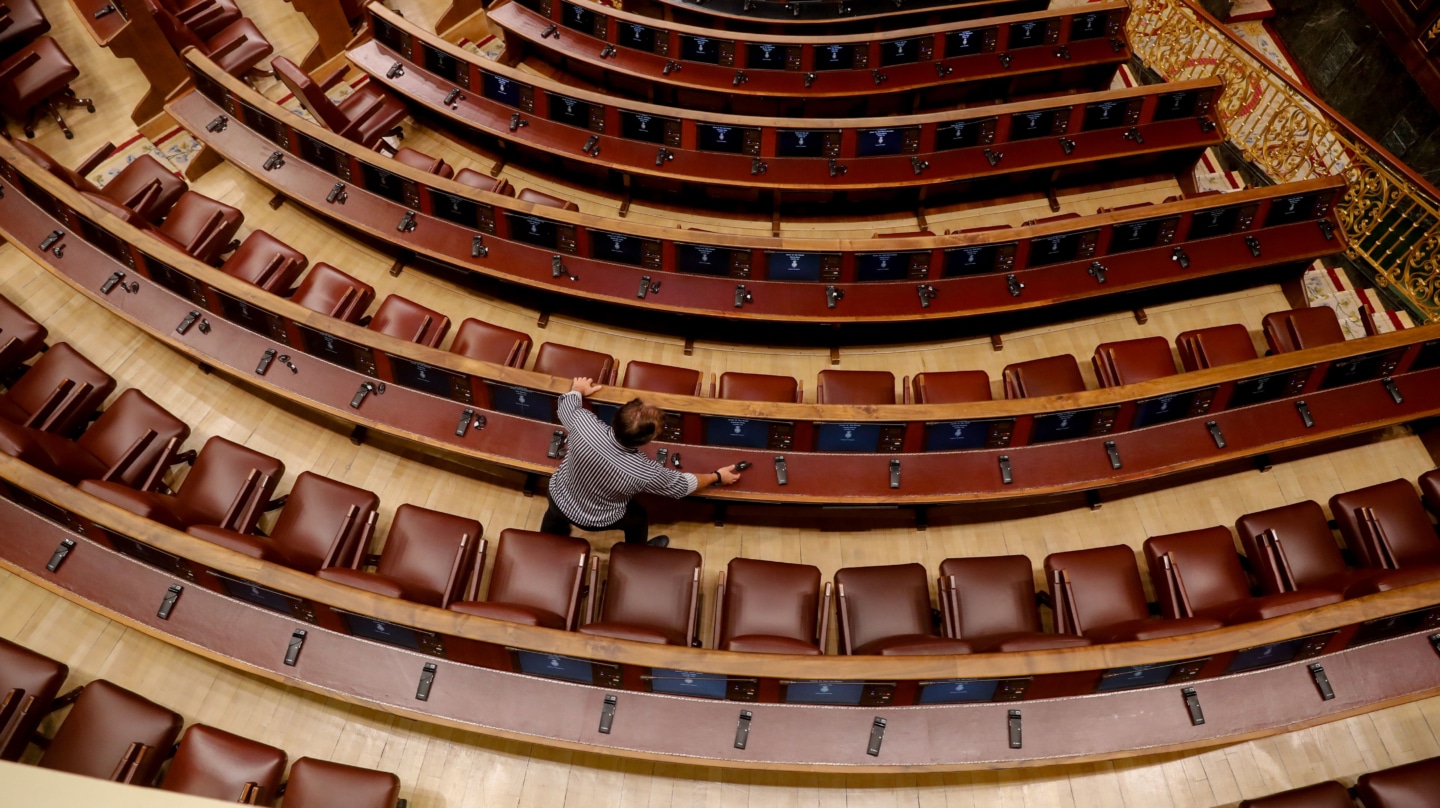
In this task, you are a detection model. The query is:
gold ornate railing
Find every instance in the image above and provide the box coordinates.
[1126,0,1440,322]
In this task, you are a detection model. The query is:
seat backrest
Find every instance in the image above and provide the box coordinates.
[486,528,590,628]
[1235,501,1349,594]
[1143,526,1250,618]
[1093,337,1177,387]
[272,56,352,133]
[834,563,932,653]
[74,389,190,489]
[1263,307,1345,354]
[0,293,46,371]
[1042,545,1150,634]
[622,361,702,396]
[4,342,116,434]
[1356,755,1440,808]
[816,370,895,405]
[531,342,615,382]
[374,503,482,607]
[598,543,702,646]
[282,757,401,808]
[717,372,798,403]
[39,679,182,785]
[160,724,287,803]
[0,638,68,762]
[450,318,531,367]
[912,371,992,404]
[291,263,376,323]
[1237,780,1355,808]
[1176,324,1257,371]
[719,557,821,648]
[271,471,380,574]
[175,436,285,529]
[1331,479,1440,568]
[517,188,578,211]
[367,294,450,348]
[938,555,1041,639]
[1002,355,1086,399]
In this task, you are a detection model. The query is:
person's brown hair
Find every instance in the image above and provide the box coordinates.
[615,399,661,448]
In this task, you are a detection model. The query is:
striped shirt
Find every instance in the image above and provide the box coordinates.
[549,391,697,527]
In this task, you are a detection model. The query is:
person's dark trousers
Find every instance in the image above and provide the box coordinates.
[542,496,650,544]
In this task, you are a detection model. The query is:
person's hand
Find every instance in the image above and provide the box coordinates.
[717,464,743,485]
[570,377,603,396]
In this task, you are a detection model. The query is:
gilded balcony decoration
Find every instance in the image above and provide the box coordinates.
[1127,0,1440,321]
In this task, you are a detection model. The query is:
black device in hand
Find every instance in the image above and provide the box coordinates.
[733,461,752,471]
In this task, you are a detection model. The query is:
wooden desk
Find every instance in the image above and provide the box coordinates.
[6,453,1440,769]
[62,0,188,125]
[175,52,1338,327]
[355,5,1221,197]
[7,135,1432,511]
[488,0,1129,113]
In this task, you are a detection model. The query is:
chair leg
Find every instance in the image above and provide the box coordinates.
[56,88,95,114]
[49,103,72,140]
[21,105,41,138]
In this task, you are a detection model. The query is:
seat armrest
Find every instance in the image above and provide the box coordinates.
[319,64,352,93]
[207,33,248,61]
[75,142,119,178]
[99,428,160,484]
[176,0,224,26]
[710,571,726,650]
[337,95,386,137]
[0,51,39,83]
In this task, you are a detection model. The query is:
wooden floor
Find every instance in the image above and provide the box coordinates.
[3,0,1440,805]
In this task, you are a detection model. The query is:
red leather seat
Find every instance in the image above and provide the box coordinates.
[449,318,531,367]
[38,679,182,786]
[0,638,67,762]
[622,361,702,396]
[449,528,590,629]
[580,543,702,646]
[834,563,972,655]
[0,0,49,60]
[1356,755,1440,807]
[714,558,827,655]
[1331,479,1440,570]
[454,168,515,196]
[220,230,308,293]
[816,370,895,405]
[1144,526,1342,625]
[273,57,407,153]
[717,372,800,403]
[1422,468,1440,517]
[367,294,450,348]
[531,342,615,383]
[517,187,579,212]
[150,2,273,80]
[1092,337,1177,388]
[0,388,189,488]
[392,146,454,179]
[1239,781,1355,808]
[938,556,1090,652]
[911,371,992,404]
[290,263,375,323]
[1263,307,1346,354]
[317,503,481,608]
[1043,545,1223,643]
[1002,355,1087,398]
[0,292,47,373]
[153,0,242,40]
[1237,500,1440,599]
[160,724,287,804]
[79,435,284,533]
[282,757,402,808]
[188,471,378,573]
[1176,324,1258,371]
[154,190,244,265]
[12,140,186,225]
[0,342,115,435]
[0,37,90,139]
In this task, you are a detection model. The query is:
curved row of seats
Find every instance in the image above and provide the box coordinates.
[0,637,402,806]
[1241,753,1440,807]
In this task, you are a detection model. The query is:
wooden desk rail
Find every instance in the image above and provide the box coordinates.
[6,453,1440,769]
[355,5,1221,195]
[488,0,1130,110]
[2,136,1435,508]
[625,0,1047,31]
[62,0,189,125]
[174,50,1341,326]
